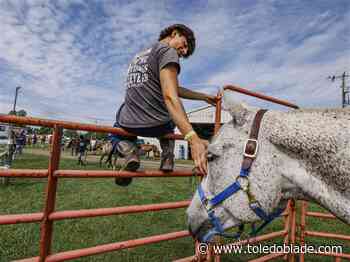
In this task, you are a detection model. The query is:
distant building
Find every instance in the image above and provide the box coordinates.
[140,106,231,159]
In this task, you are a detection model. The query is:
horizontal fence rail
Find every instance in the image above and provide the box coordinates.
[0,169,48,177]
[0,201,191,225]
[0,114,183,139]
[223,85,300,109]
[0,169,201,178]
[54,169,200,178]
[15,231,191,262]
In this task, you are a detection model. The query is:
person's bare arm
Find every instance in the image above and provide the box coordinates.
[160,65,208,175]
[178,86,216,106]
[160,67,192,136]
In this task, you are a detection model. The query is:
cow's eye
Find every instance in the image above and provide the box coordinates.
[207,152,219,162]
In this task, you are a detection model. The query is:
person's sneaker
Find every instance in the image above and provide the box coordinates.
[114,141,140,186]
[160,153,174,172]
[123,153,140,171]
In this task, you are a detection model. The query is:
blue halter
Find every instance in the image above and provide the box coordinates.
[197,110,284,242]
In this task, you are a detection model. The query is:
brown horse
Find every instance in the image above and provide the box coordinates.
[139,144,160,159]
[99,142,118,169]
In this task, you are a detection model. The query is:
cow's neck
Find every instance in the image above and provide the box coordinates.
[282,156,350,224]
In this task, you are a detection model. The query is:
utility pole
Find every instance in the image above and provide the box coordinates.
[328,72,349,108]
[12,86,22,114]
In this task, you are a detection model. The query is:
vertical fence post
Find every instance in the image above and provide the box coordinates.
[287,200,297,262]
[39,125,62,261]
[299,201,308,262]
[214,92,222,135]
[282,200,292,260]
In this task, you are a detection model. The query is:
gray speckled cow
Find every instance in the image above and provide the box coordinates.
[187,92,350,242]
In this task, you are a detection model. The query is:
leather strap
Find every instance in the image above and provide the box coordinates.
[242,109,267,170]
[249,109,267,140]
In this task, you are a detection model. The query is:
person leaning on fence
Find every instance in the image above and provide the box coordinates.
[109,24,216,186]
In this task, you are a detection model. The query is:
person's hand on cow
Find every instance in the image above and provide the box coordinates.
[189,134,209,175]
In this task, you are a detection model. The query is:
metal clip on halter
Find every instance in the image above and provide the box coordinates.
[236,176,249,192]
[203,197,213,211]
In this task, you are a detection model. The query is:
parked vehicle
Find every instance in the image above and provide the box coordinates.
[0,124,9,146]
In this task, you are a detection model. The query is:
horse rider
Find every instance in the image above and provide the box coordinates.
[109,24,215,186]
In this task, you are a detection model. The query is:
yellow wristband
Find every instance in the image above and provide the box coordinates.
[184,130,196,141]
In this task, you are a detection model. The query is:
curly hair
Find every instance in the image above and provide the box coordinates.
[158,24,196,58]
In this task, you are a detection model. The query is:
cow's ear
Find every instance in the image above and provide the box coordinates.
[222,91,239,111]
[230,102,249,126]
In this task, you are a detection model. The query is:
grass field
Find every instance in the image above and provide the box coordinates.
[0,150,349,262]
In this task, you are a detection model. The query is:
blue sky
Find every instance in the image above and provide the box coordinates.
[0,0,349,124]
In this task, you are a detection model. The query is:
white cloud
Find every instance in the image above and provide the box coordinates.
[0,0,349,127]
[182,1,350,108]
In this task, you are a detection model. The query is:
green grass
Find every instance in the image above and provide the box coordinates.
[0,152,196,262]
[0,151,350,261]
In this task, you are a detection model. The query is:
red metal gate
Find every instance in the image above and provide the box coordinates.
[0,115,196,262]
[300,201,350,261]
[0,86,297,262]
[1,85,346,261]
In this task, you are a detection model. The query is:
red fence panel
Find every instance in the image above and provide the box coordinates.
[4,84,346,261]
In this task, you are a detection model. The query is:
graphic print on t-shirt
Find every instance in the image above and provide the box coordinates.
[126,48,151,89]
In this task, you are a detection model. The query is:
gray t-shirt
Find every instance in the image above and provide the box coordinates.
[117,42,180,128]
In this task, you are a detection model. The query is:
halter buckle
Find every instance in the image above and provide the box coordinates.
[203,197,214,211]
[244,139,258,158]
[236,176,249,192]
